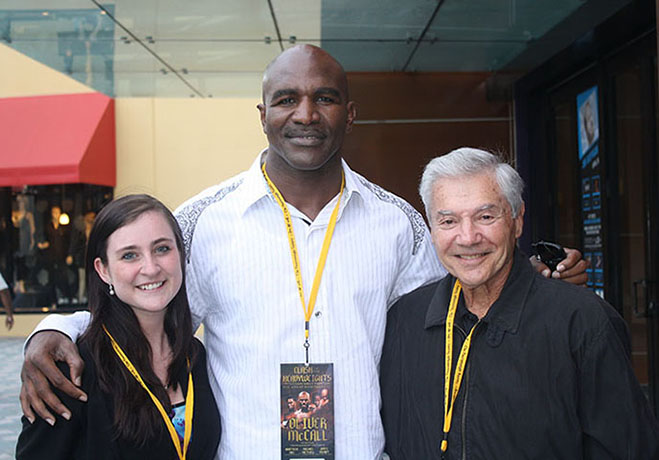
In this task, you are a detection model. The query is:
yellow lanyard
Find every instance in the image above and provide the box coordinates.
[262,162,344,364]
[441,280,479,453]
[103,326,194,460]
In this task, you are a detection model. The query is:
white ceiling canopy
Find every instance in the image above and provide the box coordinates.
[0,0,632,97]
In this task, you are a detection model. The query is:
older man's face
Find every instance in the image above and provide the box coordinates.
[429,172,524,292]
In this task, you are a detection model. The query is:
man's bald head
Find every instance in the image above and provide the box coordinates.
[262,44,349,101]
[257,43,357,176]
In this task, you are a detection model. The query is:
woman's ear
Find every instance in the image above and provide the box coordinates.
[94,257,111,285]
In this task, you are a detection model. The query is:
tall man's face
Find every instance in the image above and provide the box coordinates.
[258,45,356,172]
[428,172,524,292]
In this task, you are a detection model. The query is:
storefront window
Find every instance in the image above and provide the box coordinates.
[0,184,112,312]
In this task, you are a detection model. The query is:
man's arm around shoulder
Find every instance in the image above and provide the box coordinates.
[20,312,90,425]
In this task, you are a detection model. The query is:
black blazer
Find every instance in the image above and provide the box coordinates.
[16,338,221,460]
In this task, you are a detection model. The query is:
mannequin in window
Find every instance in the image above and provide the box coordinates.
[66,210,96,303]
[38,205,74,305]
[11,195,36,294]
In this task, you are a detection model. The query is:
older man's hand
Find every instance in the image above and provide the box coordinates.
[530,247,589,286]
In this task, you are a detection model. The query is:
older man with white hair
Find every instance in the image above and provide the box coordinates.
[380,147,659,459]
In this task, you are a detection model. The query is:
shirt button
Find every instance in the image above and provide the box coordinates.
[315,311,322,318]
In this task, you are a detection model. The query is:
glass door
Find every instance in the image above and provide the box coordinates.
[609,44,659,411]
[546,33,658,412]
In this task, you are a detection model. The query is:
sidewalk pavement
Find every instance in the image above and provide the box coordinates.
[0,338,24,459]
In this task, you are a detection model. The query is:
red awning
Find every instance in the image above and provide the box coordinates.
[0,92,116,187]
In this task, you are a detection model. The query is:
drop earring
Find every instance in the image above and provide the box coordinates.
[109,283,115,296]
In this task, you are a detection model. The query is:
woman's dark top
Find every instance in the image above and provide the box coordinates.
[16,338,221,460]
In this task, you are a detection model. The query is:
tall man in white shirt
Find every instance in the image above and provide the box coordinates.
[19,45,587,459]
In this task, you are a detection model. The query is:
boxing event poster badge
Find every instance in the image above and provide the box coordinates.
[280,363,334,459]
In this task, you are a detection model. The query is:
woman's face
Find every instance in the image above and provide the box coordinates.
[94,210,182,320]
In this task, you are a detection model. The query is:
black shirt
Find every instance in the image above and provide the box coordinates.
[380,250,659,460]
[16,338,221,460]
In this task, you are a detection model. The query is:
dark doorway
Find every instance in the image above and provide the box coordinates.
[539,32,659,411]
[606,36,659,410]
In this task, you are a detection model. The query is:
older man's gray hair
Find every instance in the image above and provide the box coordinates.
[419,147,525,221]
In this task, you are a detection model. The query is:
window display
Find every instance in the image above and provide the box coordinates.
[0,184,112,312]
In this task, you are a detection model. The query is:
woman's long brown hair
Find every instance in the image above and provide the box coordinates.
[80,194,196,445]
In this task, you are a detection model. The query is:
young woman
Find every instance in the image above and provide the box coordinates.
[16,194,221,459]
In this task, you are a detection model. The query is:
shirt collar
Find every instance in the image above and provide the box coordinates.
[424,249,535,335]
[237,149,362,217]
